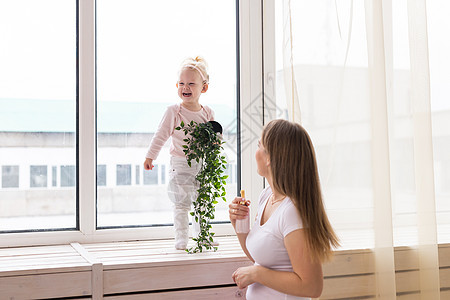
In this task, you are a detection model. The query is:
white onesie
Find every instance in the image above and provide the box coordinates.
[245,186,310,300]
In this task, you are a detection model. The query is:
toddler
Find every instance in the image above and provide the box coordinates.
[144,56,214,250]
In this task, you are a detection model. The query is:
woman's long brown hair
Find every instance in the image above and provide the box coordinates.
[261,119,340,263]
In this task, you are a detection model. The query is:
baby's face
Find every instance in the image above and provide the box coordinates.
[177,68,206,103]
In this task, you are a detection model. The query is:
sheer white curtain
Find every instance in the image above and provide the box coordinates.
[279,0,449,298]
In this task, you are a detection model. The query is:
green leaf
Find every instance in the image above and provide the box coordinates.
[177,120,229,253]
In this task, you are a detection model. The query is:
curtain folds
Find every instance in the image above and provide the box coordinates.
[282,0,302,124]
[280,0,443,298]
[364,1,397,298]
[407,0,440,297]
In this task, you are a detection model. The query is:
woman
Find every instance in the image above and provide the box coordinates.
[229,119,339,299]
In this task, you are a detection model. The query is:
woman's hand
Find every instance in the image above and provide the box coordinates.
[229,197,254,262]
[232,266,258,289]
[143,158,154,170]
[228,197,250,227]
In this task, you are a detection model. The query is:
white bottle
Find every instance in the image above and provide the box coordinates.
[236,190,250,234]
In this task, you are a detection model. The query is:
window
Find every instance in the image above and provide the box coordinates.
[225,164,233,184]
[0,0,76,233]
[52,166,57,187]
[2,0,247,245]
[143,165,159,185]
[97,165,107,186]
[135,165,140,185]
[2,166,19,188]
[160,165,166,185]
[96,0,238,228]
[30,166,48,188]
[270,0,450,247]
[116,164,131,186]
[427,0,450,243]
[60,165,75,187]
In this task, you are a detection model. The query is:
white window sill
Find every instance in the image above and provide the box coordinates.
[1,237,449,299]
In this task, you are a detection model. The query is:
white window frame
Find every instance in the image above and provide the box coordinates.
[1,0,265,248]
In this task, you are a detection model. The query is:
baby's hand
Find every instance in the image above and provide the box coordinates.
[144,158,154,170]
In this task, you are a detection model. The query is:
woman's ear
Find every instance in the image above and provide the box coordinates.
[202,83,209,93]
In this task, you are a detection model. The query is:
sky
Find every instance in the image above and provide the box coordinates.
[1,1,448,110]
[0,0,237,107]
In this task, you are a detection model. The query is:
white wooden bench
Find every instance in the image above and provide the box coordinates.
[1,237,449,299]
[0,237,250,299]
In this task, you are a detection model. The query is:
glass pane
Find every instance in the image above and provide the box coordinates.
[135,165,140,185]
[0,1,76,231]
[274,1,373,249]
[2,166,19,188]
[116,164,132,186]
[30,166,48,188]
[97,165,107,186]
[428,0,450,244]
[52,166,58,187]
[97,0,237,227]
[143,165,159,186]
[274,1,450,248]
[60,165,76,187]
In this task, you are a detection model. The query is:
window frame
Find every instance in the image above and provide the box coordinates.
[1,0,265,248]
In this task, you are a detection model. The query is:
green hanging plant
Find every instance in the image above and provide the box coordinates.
[175,120,228,253]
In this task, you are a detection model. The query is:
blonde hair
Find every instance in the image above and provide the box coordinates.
[261,119,340,263]
[179,56,209,84]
